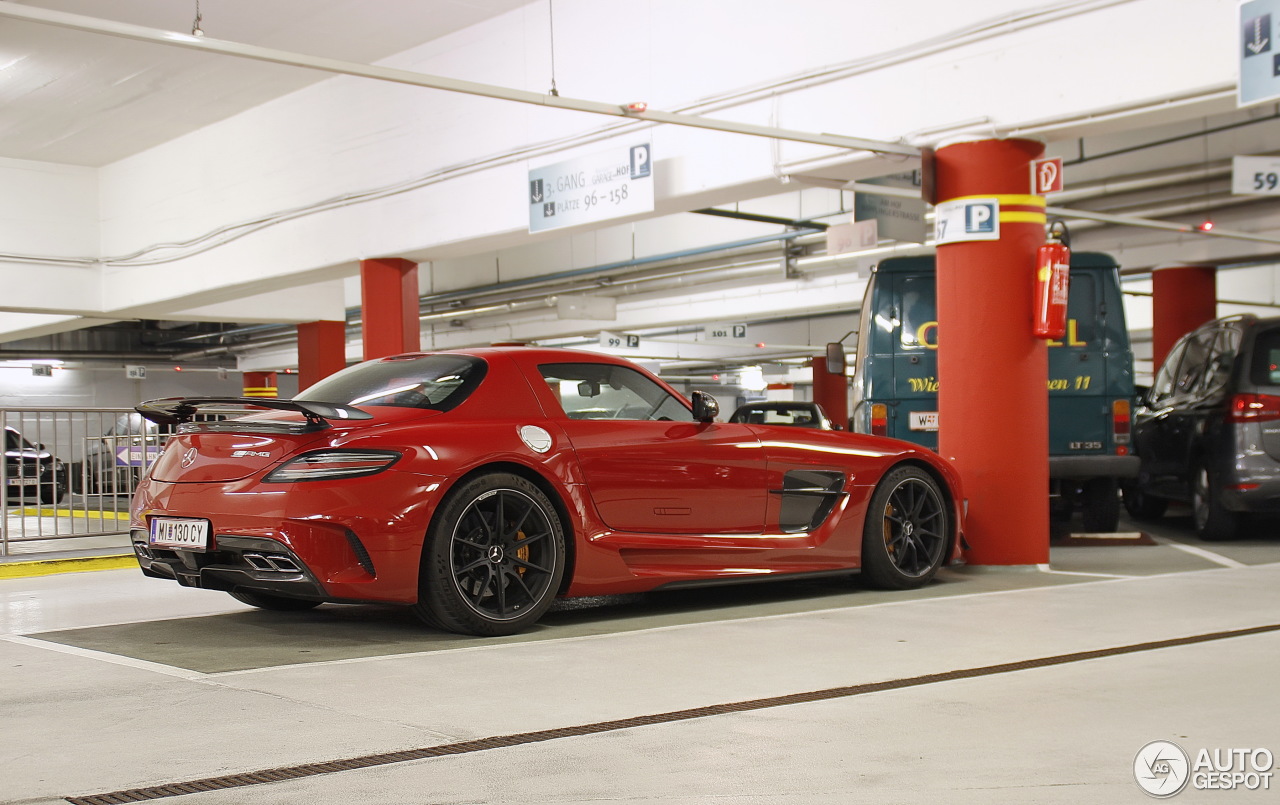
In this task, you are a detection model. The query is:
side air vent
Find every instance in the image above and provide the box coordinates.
[772,470,846,533]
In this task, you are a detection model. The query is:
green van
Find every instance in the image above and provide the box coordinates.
[851,252,1139,531]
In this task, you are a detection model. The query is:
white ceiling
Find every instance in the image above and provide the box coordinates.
[0,0,531,166]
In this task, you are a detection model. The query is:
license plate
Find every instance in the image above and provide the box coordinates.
[149,518,211,551]
[11,477,40,487]
[909,412,939,431]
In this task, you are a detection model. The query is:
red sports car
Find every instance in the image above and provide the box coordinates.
[132,347,965,635]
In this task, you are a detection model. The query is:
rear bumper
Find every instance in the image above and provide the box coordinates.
[131,469,446,603]
[1049,455,1139,480]
[133,533,331,599]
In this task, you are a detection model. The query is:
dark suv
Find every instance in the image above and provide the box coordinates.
[1125,314,1280,539]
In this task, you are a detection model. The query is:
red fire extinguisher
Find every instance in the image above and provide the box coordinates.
[1033,221,1071,339]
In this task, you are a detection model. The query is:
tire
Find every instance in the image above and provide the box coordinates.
[1192,463,1239,541]
[39,475,66,505]
[413,472,566,636]
[1080,478,1120,533]
[1121,481,1168,520]
[228,590,323,611]
[860,465,950,590]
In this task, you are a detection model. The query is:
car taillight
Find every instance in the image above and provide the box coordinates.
[1112,399,1131,448]
[264,450,401,482]
[871,403,888,437]
[1227,393,1280,423]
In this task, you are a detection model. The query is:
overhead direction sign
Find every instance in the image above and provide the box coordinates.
[529,143,654,233]
[1239,0,1280,106]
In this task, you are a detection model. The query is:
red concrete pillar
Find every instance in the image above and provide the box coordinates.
[360,257,421,360]
[810,356,849,430]
[297,320,347,391]
[242,371,278,398]
[1152,264,1216,369]
[935,138,1048,565]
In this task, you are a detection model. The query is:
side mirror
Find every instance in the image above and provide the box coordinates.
[691,391,720,423]
[825,342,846,375]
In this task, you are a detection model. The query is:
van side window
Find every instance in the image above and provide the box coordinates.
[1065,273,1097,343]
[1150,340,1186,403]
[1201,326,1241,395]
[1174,330,1215,395]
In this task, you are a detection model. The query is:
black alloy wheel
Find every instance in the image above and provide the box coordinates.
[860,465,949,590]
[414,473,565,636]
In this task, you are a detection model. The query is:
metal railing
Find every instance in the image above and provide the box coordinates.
[2,407,162,555]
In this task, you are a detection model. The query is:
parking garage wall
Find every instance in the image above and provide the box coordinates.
[0,366,299,408]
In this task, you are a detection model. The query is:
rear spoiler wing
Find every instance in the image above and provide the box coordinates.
[136,397,372,431]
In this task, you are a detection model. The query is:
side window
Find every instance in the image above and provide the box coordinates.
[1250,327,1280,387]
[540,363,690,421]
[1200,326,1241,395]
[1064,273,1096,344]
[1150,340,1186,403]
[1174,329,1215,395]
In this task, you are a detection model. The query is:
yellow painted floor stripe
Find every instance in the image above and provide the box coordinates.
[17,507,130,520]
[0,555,137,579]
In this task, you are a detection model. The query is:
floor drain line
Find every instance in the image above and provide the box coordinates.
[65,622,1280,805]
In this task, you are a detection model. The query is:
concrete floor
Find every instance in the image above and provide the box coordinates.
[1,512,1278,805]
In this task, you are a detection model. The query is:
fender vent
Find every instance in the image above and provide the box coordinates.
[771,470,846,532]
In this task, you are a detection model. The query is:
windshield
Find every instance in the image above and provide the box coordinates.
[296,354,487,411]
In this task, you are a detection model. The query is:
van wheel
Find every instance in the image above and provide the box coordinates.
[1080,478,1120,532]
[860,466,949,590]
[1121,481,1168,520]
[1192,464,1239,541]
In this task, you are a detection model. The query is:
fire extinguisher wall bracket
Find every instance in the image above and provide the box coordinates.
[1033,227,1071,339]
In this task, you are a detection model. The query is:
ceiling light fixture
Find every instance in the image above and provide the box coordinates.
[191,0,204,37]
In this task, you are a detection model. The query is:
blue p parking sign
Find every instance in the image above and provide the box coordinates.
[934,198,1001,244]
[966,203,996,234]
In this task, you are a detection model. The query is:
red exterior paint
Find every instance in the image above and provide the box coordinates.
[1152,264,1216,370]
[810,356,850,430]
[131,347,966,613]
[360,257,421,360]
[297,320,347,391]
[935,138,1048,565]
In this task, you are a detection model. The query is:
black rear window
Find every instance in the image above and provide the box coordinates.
[1250,328,1280,387]
[295,354,486,411]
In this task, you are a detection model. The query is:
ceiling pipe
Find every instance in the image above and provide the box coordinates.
[0,1,916,159]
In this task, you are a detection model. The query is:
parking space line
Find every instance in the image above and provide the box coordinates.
[1,634,210,681]
[1149,535,1248,568]
[1036,563,1134,579]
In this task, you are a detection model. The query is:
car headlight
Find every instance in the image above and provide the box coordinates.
[264,449,401,482]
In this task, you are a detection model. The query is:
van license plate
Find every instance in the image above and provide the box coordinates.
[909,412,939,431]
[149,518,210,551]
